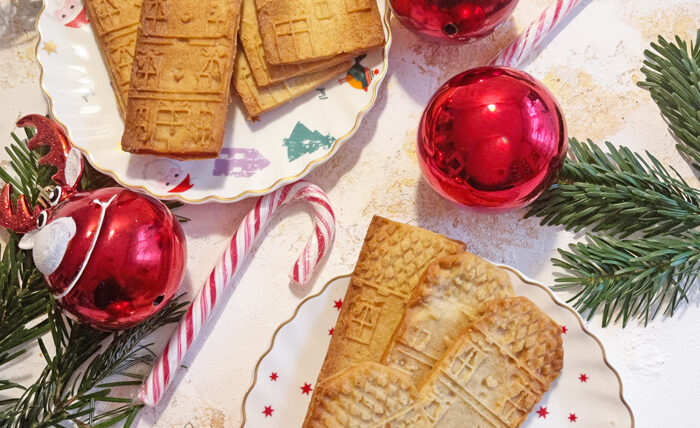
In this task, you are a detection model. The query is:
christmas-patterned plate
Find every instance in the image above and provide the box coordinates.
[36,0,391,203]
[241,268,635,427]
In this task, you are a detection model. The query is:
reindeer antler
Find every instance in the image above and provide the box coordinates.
[16,115,82,188]
[0,184,40,233]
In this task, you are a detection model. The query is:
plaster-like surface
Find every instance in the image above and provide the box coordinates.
[2,0,699,426]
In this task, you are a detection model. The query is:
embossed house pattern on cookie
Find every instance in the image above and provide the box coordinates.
[142,0,167,34]
[122,0,239,157]
[92,0,121,28]
[346,295,384,345]
[385,257,515,386]
[424,332,542,425]
[110,38,136,82]
[257,0,384,64]
[338,220,461,356]
[418,301,561,426]
[83,0,143,116]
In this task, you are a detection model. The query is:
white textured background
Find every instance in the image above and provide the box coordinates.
[2,0,699,426]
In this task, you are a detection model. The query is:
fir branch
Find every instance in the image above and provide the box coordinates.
[0,127,56,380]
[639,31,700,170]
[3,298,186,428]
[527,138,700,237]
[0,233,50,378]
[553,232,700,327]
[530,30,700,327]
[0,126,187,368]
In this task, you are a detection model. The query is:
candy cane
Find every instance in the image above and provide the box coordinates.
[490,0,585,67]
[139,181,335,407]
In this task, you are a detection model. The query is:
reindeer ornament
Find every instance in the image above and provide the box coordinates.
[2,115,186,330]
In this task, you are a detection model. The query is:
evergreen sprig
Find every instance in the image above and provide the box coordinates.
[528,31,700,327]
[0,126,188,426]
[639,30,700,170]
[527,138,700,238]
[0,233,50,382]
[4,298,186,428]
[0,127,55,379]
[529,139,700,326]
[553,232,700,327]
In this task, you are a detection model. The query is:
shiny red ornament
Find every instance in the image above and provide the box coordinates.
[417,66,567,210]
[45,188,185,329]
[390,0,519,43]
[1,115,186,330]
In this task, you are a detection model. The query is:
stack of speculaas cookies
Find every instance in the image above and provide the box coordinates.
[303,216,564,427]
[82,0,142,119]
[85,0,386,159]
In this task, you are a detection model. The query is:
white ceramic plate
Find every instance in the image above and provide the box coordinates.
[36,0,391,203]
[241,268,635,427]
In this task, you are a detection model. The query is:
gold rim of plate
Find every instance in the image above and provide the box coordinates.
[239,268,636,427]
[34,0,393,204]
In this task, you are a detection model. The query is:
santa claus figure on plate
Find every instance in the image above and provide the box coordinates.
[50,0,89,28]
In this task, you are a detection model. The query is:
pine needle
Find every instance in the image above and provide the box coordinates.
[3,299,186,428]
[639,30,700,170]
[0,236,51,378]
[553,232,700,327]
[528,30,700,327]
[527,138,700,238]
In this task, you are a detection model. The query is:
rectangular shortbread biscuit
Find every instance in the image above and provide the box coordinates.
[233,48,348,118]
[84,0,143,118]
[254,0,385,65]
[239,0,352,86]
[121,0,242,159]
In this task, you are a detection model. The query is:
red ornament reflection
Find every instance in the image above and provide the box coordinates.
[390,0,519,43]
[0,115,187,331]
[47,188,186,330]
[417,66,567,210]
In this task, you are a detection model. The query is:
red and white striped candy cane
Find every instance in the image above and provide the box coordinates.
[490,0,585,67]
[139,180,335,407]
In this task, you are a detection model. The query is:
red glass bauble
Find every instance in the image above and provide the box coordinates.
[45,188,186,330]
[417,66,567,210]
[390,0,519,43]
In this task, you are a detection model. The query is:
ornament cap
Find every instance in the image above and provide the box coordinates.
[390,0,520,43]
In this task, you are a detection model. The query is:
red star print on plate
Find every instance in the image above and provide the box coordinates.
[300,382,313,395]
[262,405,274,417]
[569,413,577,422]
[536,406,549,418]
[328,327,334,335]
[579,373,588,382]
[333,299,343,310]
[562,325,568,334]
[269,372,279,381]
